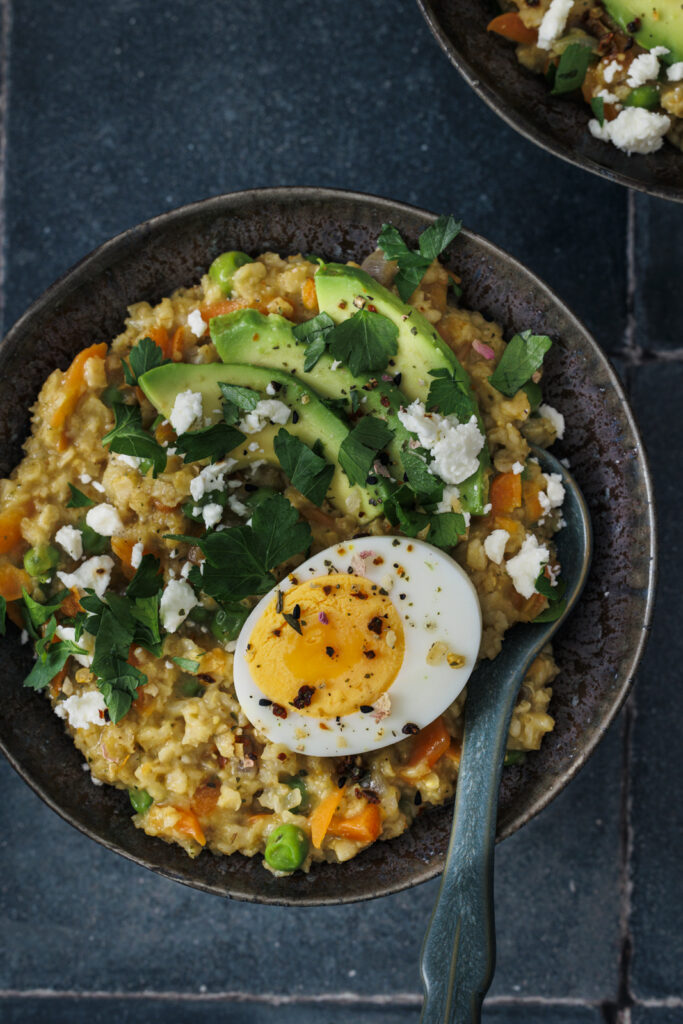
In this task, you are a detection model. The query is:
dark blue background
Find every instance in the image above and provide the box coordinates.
[1,2,681,1022]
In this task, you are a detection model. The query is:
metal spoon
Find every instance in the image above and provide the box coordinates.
[419,447,593,1024]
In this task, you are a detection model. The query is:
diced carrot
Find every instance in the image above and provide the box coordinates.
[145,326,171,360]
[0,505,29,554]
[170,326,185,362]
[191,782,220,819]
[173,807,206,846]
[50,343,108,438]
[309,789,343,849]
[60,587,84,617]
[0,563,30,601]
[517,592,548,621]
[522,479,545,522]
[200,299,268,322]
[493,515,524,545]
[302,277,318,312]
[328,802,382,843]
[487,12,537,44]
[132,687,155,715]
[489,472,522,516]
[401,717,452,779]
[111,537,152,579]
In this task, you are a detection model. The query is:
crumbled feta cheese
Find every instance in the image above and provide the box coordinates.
[330,360,342,371]
[484,529,509,564]
[266,382,277,396]
[239,399,291,434]
[190,458,236,501]
[55,625,95,668]
[86,503,124,537]
[116,454,142,470]
[596,88,621,106]
[667,61,683,82]
[55,524,83,561]
[225,640,237,653]
[538,402,566,439]
[79,473,92,484]
[187,309,207,338]
[544,472,565,509]
[57,556,114,599]
[228,495,249,517]
[160,579,197,633]
[91,480,105,494]
[511,461,524,475]
[603,60,621,83]
[627,47,669,88]
[202,502,223,529]
[54,690,107,729]
[248,441,262,452]
[130,542,144,569]
[397,402,485,486]
[483,503,492,514]
[180,561,192,579]
[436,485,460,514]
[170,389,204,435]
[537,0,574,49]
[589,107,670,155]
[505,534,550,599]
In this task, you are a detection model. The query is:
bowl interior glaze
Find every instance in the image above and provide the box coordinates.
[418,0,683,203]
[0,188,655,905]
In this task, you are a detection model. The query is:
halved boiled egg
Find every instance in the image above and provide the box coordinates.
[233,536,482,756]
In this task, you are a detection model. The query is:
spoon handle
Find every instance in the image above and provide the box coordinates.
[419,664,521,1024]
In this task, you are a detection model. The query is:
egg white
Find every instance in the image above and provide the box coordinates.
[232,535,482,757]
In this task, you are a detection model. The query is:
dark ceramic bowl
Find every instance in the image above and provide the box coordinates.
[0,187,655,905]
[417,0,683,202]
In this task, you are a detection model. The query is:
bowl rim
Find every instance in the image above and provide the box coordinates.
[0,185,658,903]
[416,0,683,205]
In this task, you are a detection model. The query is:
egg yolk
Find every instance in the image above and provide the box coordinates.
[245,574,405,718]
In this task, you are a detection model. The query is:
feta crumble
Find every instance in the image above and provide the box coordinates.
[86,503,124,537]
[57,555,114,599]
[170,389,204,435]
[505,534,550,599]
[538,402,565,439]
[160,579,197,633]
[397,401,485,486]
[55,625,95,668]
[626,47,669,89]
[54,690,107,730]
[667,62,683,82]
[436,485,460,514]
[55,524,83,561]
[589,107,671,155]
[91,480,105,494]
[202,502,223,529]
[130,542,144,569]
[603,60,621,84]
[187,308,207,338]
[116,453,142,470]
[190,459,236,501]
[330,360,342,371]
[545,472,565,509]
[511,461,524,475]
[228,494,249,517]
[484,529,509,565]
[537,0,574,50]
[239,399,291,434]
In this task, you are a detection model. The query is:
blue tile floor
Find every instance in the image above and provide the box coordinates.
[0,1,681,1022]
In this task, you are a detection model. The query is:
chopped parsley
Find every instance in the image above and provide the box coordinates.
[378,215,462,302]
[122,337,170,387]
[532,566,566,623]
[327,309,398,377]
[273,429,335,507]
[590,95,605,127]
[551,43,594,96]
[174,422,245,464]
[338,416,395,487]
[172,656,200,674]
[23,616,88,692]
[102,403,167,476]
[489,330,552,398]
[66,484,95,508]
[427,366,478,423]
[292,313,335,371]
[400,450,443,504]
[218,382,260,426]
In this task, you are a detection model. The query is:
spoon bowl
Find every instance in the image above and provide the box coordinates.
[420,446,593,1022]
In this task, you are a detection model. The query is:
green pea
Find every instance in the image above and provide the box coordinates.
[129,788,153,814]
[80,523,108,555]
[624,84,660,110]
[264,823,309,872]
[504,750,527,766]
[284,775,310,814]
[23,545,59,579]
[188,604,212,624]
[209,251,253,296]
[210,605,249,643]
[180,677,204,698]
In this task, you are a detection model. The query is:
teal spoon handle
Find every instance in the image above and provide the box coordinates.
[419,643,527,1024]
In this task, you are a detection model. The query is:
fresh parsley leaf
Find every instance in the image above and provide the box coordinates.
[22,588,68,632]
[24,643,72,691]
[122,337,170,387]
[327,309,398,377]
[293,313,336,372]
[489,330,552,398]
[590,95,605,126]
[522,380,543,411]
[126,554,163,599]
[400,450,443,503]
[418,215,463,262]
[385,496,465,549]
[338,416,395,487]
[66,484,95,508]
[376,224,413,263]
[102,403,167,476]
[426,512,467,548]
[0,596,5,636]
[551,43,594,96]
[273,428,335,507]
[172,656,200,674]
[218,382,260,412]
[188,494,311,602]
[98,670,147,723]
[174,422,245,464]
[427,366,477,423]
[532,599,567,623]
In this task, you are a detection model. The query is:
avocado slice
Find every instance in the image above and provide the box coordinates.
[602,0,682,62]
[314,264,490,514]
[138,362,383,521]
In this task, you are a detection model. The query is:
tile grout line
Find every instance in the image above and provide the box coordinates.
[0,0,10,339]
